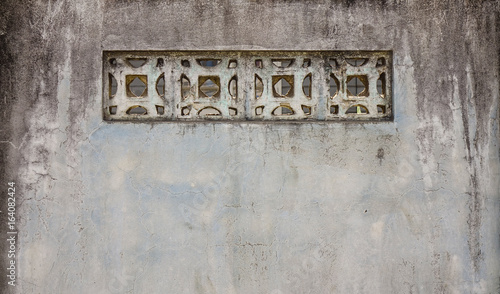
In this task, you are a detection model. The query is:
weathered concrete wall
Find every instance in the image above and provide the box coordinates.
[0,0,499,293]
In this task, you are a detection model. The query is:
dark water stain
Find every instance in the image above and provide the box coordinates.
[377,147,384,164]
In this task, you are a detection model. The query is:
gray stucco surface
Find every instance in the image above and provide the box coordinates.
[0,1,499,293]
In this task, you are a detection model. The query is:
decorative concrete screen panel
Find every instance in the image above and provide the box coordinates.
[103,51,392,121]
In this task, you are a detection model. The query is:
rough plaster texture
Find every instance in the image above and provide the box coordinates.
[0,1,499,293]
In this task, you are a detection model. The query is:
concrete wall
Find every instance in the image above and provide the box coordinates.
[0,0,499,293]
